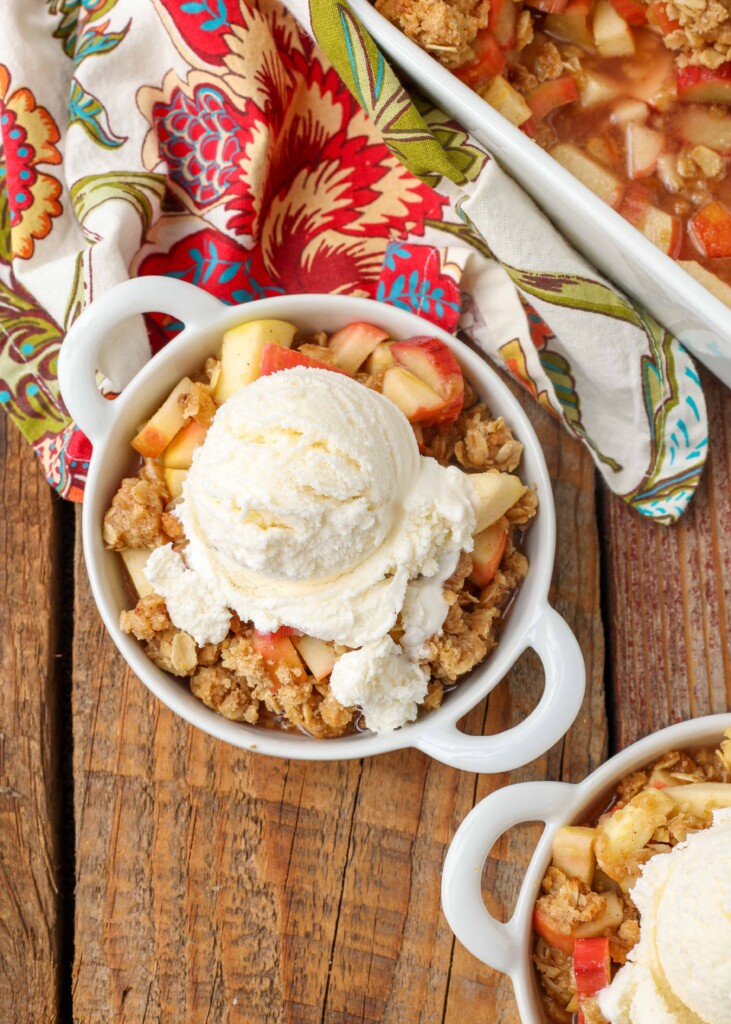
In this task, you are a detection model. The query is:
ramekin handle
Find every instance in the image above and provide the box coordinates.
[416,604,585,772]
[441,780,572,974]
[58,276,224,444]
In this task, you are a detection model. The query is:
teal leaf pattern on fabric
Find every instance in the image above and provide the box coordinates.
[46,0,120,58]
[166,237,285,303]
[69,80,127,148]
[75,20,130,64]
[0,275,68,443]
[181,0,227,30]
[449,202,706,518]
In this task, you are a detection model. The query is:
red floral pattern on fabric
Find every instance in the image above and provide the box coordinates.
[152,84,260,209]
[0,66,62,261]
[377,241,463,332]
[154,0,245,65]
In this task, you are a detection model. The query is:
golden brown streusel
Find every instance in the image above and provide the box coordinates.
[374,0,488,68]
[191,664,260,723]
[119,593,172,641]
[533,938,574,1023]
[102,460,170,550]
[179,380,216,426]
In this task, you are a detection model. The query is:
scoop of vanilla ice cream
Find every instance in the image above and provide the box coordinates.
[183,365,413,582]
[329,635,429,732]
[598,807,731,1024]
[177,368,476,648]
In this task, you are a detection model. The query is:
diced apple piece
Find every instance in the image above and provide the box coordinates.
[365,342,396,374]
[252,629,307,686]
[626,49,675,106]
[131,377,194,458]
[619,181,652,226]
[551,826,597,885]
[469,521,508,587]
[678,261,731,309]
[390,336,465,425]
[120,548,154,598]
[551,144,625,208]
[327,322,389,374]
[638,206,682,257]
[593,0,635,57]
[595,789,675,888]
[259,343,350,377]
[293,635,337,680]
[574,891,624,938]
[469,471,527,533]
[610,99,648,125]
[626,122,664,178]
[677,62,731,104]
[162,419,209,470]
[480,75,533,126]
[545,0,595,49]
[609,0,646,25]
[689,201,731,258]
[213,319,297,404]
[526,76,579,121]
[674,105,731,154]
[382,366,450,424]
[533,907,575,955]
[297,343,339,365]
[578,70,622,108]
[164,467,187,501]
[662,782,731,816]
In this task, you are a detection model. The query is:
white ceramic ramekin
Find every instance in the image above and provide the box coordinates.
[58,275,585,769]
[348,0,731,388]
[441,712,731,1019]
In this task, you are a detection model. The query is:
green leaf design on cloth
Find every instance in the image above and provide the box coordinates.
[504,265,646,329]
[0,165,12,266]
[538,346,622,472]
[625,326,704,518]
[65,172,166,327]
[63,252,86,332]
[75,20,130,64]
[46,0,120,58]
[310,0,487,187]
[0,275,68,442]
[71,171,166,234]
[69,80,127,148]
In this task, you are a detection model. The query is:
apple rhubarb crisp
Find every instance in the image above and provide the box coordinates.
[375,0,731,302]
[533,730,731,1023]
[104,319,536,738]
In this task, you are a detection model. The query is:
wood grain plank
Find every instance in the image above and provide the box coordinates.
[602,368,731,749]
[71,386,605,1024]
[0,420,63,1023]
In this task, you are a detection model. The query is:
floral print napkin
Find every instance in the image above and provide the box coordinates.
[0,0,707,520]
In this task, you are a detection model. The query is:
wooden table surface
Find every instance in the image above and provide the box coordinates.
[2,366,730,1024]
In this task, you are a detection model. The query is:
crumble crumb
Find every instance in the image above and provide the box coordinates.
[179,380,216,426]
[374,0,489,68]
[103,460,170,550]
